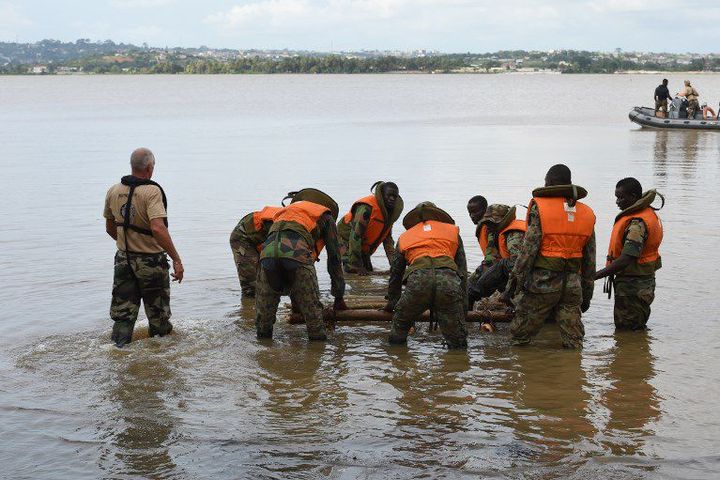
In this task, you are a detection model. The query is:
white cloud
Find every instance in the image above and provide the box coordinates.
[0,2,32,35]
[110,0,175,7]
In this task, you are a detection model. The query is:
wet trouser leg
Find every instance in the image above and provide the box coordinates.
[110,251,172,346]
[390,270,432,344]
[510,290,560,346]
[289,266,327,341]
[555,281,584,349]
[433,269,468,349]
[255,267,281,338]
[613,276,655,330]
[230,230,259,298]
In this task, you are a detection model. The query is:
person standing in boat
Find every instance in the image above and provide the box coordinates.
[103,148,184,348]
[595,178,664,331]
[678,80,700,119]
[654,79,671,115]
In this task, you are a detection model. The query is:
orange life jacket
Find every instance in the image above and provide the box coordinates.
[532,197,595,259]
[477,224,489,254]
[341,194,391,254]
[398,220,460,265]
[498,219,527,259]
[273,201,330,259]
[607,207,663,266]
[251,206,283,251]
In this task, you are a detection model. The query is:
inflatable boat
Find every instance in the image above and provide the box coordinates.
[629,97,720,130]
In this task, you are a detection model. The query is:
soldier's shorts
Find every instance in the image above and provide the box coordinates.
[255,260,326,341]
[510,273,584,349]
[390,268,467,349]
[613,275,655,330]
[110,250,172,347]
[229,231,260,297]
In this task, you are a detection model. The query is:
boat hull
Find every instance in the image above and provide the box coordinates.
[629,107,720,130]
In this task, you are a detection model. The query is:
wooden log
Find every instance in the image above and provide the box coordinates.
[287,308,512,325]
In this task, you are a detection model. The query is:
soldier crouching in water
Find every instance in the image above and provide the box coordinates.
[103,148,184,348]
[468,203,527,309]
[337,181,403,275]
[255,188,347,341]
[595,178,664,330]
[383,202,469,349]
[502,164,596,349]
[229,206,283,298]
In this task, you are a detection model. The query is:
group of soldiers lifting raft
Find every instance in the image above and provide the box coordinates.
[104,148,664,350]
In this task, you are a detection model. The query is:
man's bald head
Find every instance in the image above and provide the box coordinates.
[130,148,155,177]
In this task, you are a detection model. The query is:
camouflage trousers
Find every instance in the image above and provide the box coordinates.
[390,268,468,349]
[687,99,700,119]
[613,275,656,330]
[339,238,374,272]
[230,233,259,297]
[255,263,326,340]
[510,274,584,349]
[110,250,172,347]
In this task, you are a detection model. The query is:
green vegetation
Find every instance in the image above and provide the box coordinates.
[2,40,720,75]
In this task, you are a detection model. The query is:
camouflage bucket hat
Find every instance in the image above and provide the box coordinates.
[284,188,340,220]
[402,201,455,230]
[479,204,514,228]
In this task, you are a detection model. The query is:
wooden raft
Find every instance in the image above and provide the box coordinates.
[287,307,512,325]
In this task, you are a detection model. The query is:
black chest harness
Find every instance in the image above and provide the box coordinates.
[115,175,168,238]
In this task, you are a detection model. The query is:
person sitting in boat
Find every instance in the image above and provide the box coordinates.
[654,79,671,115]
[702,103,717,120]
[678,80,700,119]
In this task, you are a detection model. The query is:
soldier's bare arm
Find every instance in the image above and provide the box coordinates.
[383,230,396,262]
[106,218,118,240]
[150,218,184,283]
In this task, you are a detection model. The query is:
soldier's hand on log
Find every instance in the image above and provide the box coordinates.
[334,297,348,311]
[171,260,184,283]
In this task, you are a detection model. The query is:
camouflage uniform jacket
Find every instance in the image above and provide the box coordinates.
[387,234,468,309]
[260,212,345,298]
[506,203,596,300]
[344,204,396,268]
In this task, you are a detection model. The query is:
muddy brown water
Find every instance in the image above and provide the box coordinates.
[1,74,719,479]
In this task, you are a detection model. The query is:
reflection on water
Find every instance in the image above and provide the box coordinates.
[99,350,185,478]
[600,331,659,456]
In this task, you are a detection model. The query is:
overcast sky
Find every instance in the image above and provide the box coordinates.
[1,0,719,53]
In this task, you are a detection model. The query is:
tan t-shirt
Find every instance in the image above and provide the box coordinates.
[104,183,167,253]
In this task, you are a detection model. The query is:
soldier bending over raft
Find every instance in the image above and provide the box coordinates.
[468,204,527,309]
[103,148,184,348]
[502,164,596,349]
[255,188,347,340]
[338,181,403,275]
[384,202,469,349]
[595,178,664,330]
[229,206,283,298]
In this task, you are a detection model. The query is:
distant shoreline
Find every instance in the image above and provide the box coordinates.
[3,70,718,76]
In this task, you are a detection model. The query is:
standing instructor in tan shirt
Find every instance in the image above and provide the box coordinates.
[104,148,183,348]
